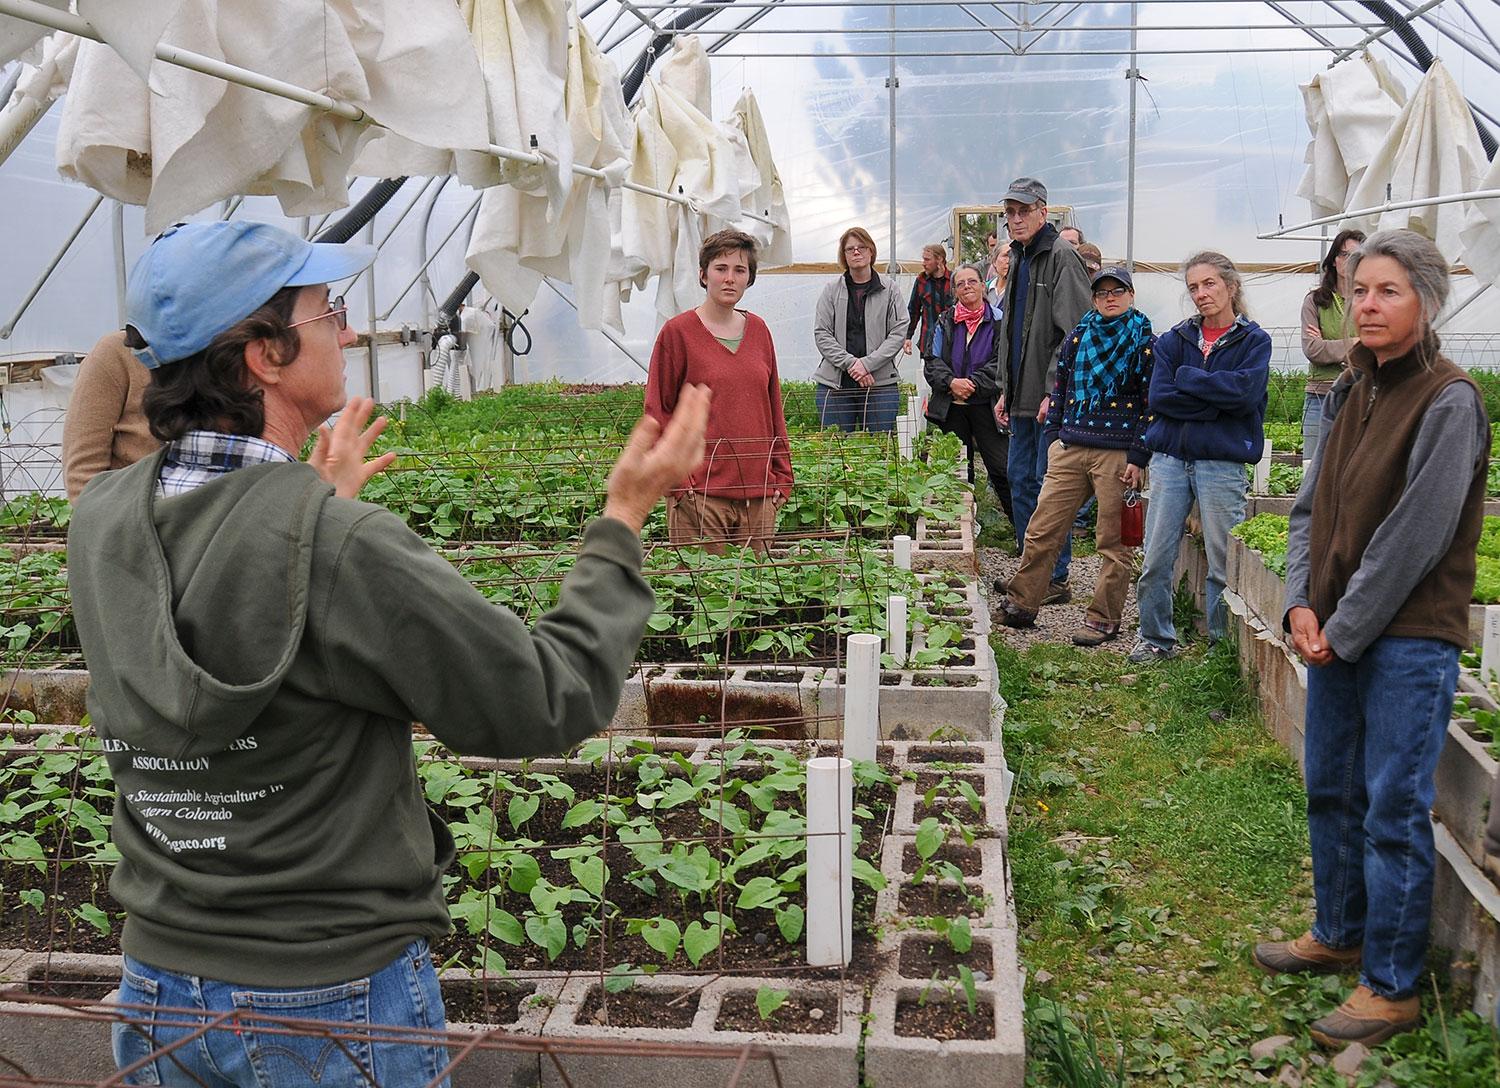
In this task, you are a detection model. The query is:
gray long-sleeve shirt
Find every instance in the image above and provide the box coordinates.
[1283,381,1488,662]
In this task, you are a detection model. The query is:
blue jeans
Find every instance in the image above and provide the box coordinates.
[1009,417,1069,583]
[1302,392,1327,470]
[816,383,899,432]
[1305,636,1457,999]
[111,939,450,1087]
[1135,453,1247,649]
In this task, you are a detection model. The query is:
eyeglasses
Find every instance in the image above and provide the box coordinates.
[1092,286,1130,300]
[843,244,869,255]
[287,296,348,331]
[1334,251,1354,262]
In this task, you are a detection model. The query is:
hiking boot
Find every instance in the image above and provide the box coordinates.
[1309,985,1421,1049]
[1072,624,1118,647]
[1253,932,1362,977]
[1126,639,1176,664]
[999,600,1036,628]
[1041,580,1071,606]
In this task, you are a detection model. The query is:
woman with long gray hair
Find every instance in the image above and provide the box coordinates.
[1256,229,1489,1049]
[1129,251,1270,663]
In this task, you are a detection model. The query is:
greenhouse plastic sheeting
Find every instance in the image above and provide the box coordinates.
[3,3,1500,378]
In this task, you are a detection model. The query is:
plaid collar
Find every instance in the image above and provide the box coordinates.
[157,430,296,497]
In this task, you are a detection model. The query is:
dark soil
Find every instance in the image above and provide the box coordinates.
[911,673,979,688]
[898,882,986,917]
[901,842,982,877]
[714,990,840,1034]
[897,936,993,979]
[0,863,122,955]
[579,984,698,1028]
[913,772,985,793]
[442,978,536,1025]
[915,800,987,824]
[895,995,994,1040]
[742,670,805,683]
[908,746,984,764]
[11,968,119,1000]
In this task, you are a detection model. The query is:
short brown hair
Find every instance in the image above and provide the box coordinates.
[837,227,877,272]
[138,286,303,442]
[699,229,758,288]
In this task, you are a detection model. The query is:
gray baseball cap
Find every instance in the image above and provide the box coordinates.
[1002,177,1047,205]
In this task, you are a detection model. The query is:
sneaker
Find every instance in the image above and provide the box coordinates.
[1041,580,1071,606]
[1309,985,1421,1048]
[999,600,1036,628]
[1253,932,1362,977]
[1072,624,1118,647]
[1126,639,1176,664]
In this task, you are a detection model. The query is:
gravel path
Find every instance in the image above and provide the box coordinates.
[978,535,1142,656]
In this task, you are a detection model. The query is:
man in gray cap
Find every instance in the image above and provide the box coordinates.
[992,177,1091,602]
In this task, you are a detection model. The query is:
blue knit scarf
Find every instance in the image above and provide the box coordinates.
[1070,308,1153,417]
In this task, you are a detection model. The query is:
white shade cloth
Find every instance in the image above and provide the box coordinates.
[1296,51,1406,219]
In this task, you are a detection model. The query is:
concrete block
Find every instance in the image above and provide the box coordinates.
[1433,720,1498,871]
[892,771,1009,841]
[863,972,1024,1088]
[0,952,119,1081]
[876,832,1011,931]
[440,971,564,1088]
[0,668,90,726]
[542,973,860,1088]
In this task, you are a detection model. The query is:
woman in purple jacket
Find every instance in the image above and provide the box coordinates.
[1130,251,1271,663]
[924,263,1013,524]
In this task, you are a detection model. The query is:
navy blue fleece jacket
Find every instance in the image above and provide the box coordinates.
[1141,315,1270,464]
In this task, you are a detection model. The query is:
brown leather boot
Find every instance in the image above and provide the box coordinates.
[1252,932,1361,976]
[1310,985,1421,1048]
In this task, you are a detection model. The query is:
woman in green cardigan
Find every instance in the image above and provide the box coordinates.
[1299,229,1365,468]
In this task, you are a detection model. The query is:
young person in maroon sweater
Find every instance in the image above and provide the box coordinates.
[646,229,794,553]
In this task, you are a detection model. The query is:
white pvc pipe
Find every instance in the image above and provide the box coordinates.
[1259,188,1500,239]
[1252,440,1272,493]
[1483,606,1500,686]
[893,535,912,570]
[908,393,923,433]
[805,755,853,967]
[842,633,881,763]
[887,594,907,668]
[896,415,913,459]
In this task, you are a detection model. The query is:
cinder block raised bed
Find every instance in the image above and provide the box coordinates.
[541,974,865,1088]
[611,576,1002,742]
[913,492,978,576]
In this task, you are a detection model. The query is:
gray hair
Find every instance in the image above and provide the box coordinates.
[952,262,987,284]
[1345,229,1450,346]
[1182,250,1249,319]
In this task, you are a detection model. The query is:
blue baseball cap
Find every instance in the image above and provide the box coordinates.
[125,221,377,368]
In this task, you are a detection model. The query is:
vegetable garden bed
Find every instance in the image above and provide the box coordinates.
[0,734,1021,1086]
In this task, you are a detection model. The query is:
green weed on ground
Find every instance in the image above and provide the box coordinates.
[998,638,1500,1086]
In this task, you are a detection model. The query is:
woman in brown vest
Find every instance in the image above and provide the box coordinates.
[1254,230,1489,1049]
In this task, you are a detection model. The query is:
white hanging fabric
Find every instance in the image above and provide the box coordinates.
[465,9,631,331]
[1343,59,1488,257]
[656,34,712,119]
[725,89,792,268]
[74,0,183,82]
[0,0,67,67]
[603,81,679,327]
[52,0,492,232]
[1296,52,1406,220]
[1458,152,1500,287]
[0,31,78,164]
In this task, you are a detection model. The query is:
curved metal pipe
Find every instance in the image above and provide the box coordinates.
[620,0,737,105]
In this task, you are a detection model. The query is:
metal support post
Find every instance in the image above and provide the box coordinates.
[111,201,128,327]
[1125,1,1138,271]
[365,221,380,400]
[886,1,898,271]
[0,194,104,339]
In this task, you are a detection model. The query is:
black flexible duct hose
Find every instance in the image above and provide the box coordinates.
[621,0,736,105]
[1357,1,1496,159]
[435,270,532,357]
[315,177,408,242]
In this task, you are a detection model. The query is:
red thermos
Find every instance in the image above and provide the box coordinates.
[1120,487,1144,547]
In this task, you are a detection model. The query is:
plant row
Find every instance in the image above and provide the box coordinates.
[0,730,993,980]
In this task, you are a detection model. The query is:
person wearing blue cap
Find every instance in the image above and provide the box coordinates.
[66,220,710,1085]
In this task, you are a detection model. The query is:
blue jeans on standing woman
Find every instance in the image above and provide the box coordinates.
[1135,453,1247,650]
[111,939,450,1086]
[1302,391,1328,471]
[1008,416,1069,583]
[1304,636,1457,999]
[816,383,900,432]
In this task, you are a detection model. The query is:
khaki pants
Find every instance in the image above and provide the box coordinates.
[1007,443,1133,629]
[667,493,779,554]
